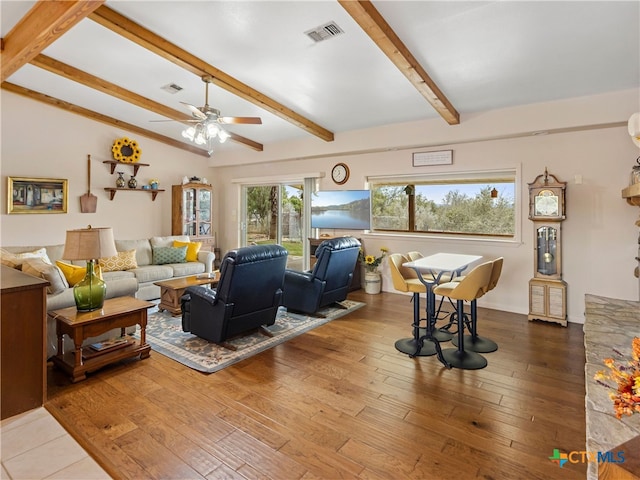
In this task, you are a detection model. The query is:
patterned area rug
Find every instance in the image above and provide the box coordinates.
[135,301,364,373]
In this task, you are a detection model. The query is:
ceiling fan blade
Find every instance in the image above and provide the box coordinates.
[219,116,262,125]
[149,119,200,123]
[180,101,207,120]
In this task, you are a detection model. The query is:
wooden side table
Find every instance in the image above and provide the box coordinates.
[50,296,154,383]
[154,272,219,316]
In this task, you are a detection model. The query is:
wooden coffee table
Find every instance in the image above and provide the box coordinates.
[154,272,220,316]
[50,296,154,383]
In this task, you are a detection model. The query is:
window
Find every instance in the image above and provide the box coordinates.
[370,170,516,237]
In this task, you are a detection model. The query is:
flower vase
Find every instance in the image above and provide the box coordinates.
[116,172,126,188]
[364,271,381,294]
[128,175,137,189]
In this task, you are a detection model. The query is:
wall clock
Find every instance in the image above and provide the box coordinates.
[331,163,350,185]
[528,169,565,220]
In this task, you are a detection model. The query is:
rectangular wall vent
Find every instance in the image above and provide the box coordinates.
[305,21,344,43]
[161,83,183,94]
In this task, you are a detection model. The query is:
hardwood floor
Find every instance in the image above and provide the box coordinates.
[46,291,587,479]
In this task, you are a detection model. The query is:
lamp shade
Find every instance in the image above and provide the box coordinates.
[63,226,117,260]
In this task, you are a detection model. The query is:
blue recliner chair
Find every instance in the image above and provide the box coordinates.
[282,236,361,315]
[181,244,288,343]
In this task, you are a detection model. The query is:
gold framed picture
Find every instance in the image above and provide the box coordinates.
[7,176,68,214]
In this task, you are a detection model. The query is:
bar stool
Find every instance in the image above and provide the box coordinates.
[434,261,493,369]
[389,253,439,357]
[451,257,503,353]
[406,251,454,342]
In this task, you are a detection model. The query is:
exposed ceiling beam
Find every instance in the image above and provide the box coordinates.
[1,82,210,158]
[339,0,460,125]
[0,1,105,83]
[88,5,335,142]
[29,54,263,152]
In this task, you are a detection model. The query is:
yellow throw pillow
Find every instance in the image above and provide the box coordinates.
[99,249,137,272]
[55,261,103,286]
[173,240,202,262]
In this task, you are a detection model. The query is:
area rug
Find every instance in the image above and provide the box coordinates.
[135,301,364,373]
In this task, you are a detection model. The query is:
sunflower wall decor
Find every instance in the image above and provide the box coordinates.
[111,137,142,163]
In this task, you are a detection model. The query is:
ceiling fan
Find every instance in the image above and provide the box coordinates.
[181,75,262,127]
[154,75,261,153]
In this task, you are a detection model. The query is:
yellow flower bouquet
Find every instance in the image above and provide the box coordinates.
[358,247,388,273]
[594,337,640,419]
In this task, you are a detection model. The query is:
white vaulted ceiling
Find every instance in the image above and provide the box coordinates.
[1,1,638,160]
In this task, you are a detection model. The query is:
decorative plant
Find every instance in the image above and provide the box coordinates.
[358,247,388,273]
[594,337,640,419]
[149,178,159,186]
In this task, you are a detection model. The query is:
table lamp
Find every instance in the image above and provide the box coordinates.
[62,226,117,312]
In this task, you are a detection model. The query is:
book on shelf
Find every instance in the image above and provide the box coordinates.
[89,336,129,352]
[82,336,133,360]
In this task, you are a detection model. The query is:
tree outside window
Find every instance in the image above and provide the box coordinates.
[371,177,515,237]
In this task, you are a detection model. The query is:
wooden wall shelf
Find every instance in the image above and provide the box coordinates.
[103,160,150,176]
[622,183,640,207]
[104,188,164,201]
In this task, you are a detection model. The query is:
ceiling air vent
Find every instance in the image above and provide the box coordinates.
[305,21,344,43]
[161,83,183,94]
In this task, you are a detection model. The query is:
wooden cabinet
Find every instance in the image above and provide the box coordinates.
[172,183,215,250]
[528,279,567,326]
[309,237,361,291]
[1,266,48,420]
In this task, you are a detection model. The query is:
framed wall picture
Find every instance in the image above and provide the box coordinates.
[7,177,68,214]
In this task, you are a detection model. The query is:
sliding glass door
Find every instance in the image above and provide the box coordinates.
[241,183,306,270]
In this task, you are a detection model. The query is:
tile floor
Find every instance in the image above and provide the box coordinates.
[1,407,110,479]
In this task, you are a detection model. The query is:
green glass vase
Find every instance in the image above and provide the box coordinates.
[73,260,106,312]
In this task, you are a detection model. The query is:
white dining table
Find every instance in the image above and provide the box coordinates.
[402,253,483,365]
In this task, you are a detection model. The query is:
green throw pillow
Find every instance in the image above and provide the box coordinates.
[153,246,187,265]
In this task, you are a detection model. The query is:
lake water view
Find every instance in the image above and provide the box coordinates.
[311,209,370,229]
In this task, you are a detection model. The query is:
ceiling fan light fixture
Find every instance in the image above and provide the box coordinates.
[176,76,261,152]
[218,128,230,143]
[182,126,195,140]
[206,122,220,137]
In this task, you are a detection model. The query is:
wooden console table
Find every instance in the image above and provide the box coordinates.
[50,296,153,383]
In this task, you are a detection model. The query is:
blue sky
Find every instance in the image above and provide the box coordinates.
[311,190,370,207]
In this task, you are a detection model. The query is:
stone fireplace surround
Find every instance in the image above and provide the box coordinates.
[584,294,640,479]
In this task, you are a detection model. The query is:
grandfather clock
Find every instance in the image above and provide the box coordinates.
[528,169,567,326]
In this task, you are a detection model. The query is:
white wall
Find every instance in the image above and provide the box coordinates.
[0,91,212,245]
[212,91,640,324]
[2,88,638,323]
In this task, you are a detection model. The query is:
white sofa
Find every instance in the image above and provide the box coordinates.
[2,235,215,357]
